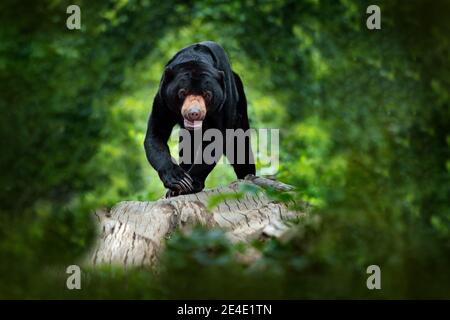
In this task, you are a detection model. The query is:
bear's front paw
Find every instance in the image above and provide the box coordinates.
[190,178,205,193]
[159,164,194,193]
[165,178,204,198]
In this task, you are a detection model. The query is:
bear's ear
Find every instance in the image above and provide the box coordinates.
[162,66,175,84]
[216,70,227,110]
[216,70,225,88]
[158,67,175,101]
[217,70,225,80]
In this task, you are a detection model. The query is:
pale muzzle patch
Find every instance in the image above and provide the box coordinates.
[181,95,206,130]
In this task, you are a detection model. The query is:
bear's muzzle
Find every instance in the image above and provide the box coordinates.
[181,95,206,130]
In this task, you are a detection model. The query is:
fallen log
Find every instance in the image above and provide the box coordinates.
[89,175,307,267]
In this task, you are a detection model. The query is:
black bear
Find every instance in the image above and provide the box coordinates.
[144,41,255,196]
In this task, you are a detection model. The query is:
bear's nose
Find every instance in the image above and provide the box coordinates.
[187,106,202,121]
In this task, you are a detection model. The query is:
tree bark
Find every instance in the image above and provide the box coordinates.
[89,175,307,267]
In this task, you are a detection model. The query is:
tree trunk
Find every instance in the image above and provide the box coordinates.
[89,175,307,267]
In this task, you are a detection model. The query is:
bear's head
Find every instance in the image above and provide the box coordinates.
[161,61,225,130]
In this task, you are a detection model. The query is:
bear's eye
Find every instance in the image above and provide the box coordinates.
[203,90,212,102]
[178,88,188,99]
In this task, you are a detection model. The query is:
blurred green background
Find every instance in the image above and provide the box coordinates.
[0,0,449,299]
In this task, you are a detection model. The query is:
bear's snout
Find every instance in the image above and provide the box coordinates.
[181,95,206,128]
[186,106,202,121]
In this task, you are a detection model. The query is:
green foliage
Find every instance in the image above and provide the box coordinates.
[0,0,449,298]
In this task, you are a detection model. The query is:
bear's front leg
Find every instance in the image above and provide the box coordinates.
[165,161,217,197]
[165,175,203,198]
[158,163,194,194]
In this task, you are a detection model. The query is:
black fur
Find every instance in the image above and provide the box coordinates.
[144,41,255,195]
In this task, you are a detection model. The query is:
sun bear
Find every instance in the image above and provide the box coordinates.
[144,41,255,196]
